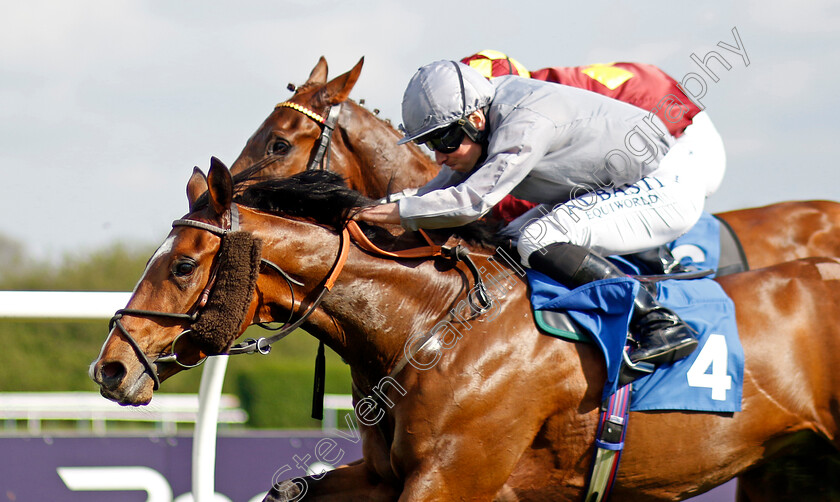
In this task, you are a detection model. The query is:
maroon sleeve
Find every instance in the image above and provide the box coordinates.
[530,62,701,137]
[492,195,538,223]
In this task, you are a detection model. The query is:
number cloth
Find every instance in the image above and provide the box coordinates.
[529,270,743,412]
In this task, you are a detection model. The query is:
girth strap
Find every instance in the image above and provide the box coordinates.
[713,214,750,277]
[587,384,633,501]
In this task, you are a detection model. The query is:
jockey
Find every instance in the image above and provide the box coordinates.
[355,60,712,366]
[461,50,727,227]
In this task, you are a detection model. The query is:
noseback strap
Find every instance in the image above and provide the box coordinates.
[190,231,262,355]
[276,102,327,123]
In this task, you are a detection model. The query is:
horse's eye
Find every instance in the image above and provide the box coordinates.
[173,260,196,277]
[269,139,291,156]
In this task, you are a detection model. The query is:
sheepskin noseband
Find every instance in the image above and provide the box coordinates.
[191,231,262,355]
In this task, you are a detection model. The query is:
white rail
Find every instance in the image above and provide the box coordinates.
[0,291,132,319]
[0,291,222,501]
[0,291,354,502]
[0,391,247,435]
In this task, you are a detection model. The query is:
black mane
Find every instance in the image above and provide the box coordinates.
[227,170,506,250]
[235,170,374,228]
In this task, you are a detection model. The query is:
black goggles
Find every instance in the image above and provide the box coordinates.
[420,123,466,154]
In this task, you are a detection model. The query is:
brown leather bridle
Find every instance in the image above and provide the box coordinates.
[108,206,491,422]
[108,204,347,390]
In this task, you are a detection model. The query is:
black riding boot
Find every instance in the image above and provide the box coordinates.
[529,243,698,366]
[622,245,687,275]
[626,284,699,365]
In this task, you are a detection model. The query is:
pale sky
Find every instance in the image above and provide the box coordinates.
[2,0,838,260]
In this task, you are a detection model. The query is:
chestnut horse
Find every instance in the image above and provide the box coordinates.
[230,56,438,198]
[229,56,840,272]
[91,161,840,501]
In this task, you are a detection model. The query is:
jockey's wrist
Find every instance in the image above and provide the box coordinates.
[355,202,401,225]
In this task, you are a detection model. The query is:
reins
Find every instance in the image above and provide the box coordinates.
[108,204,245,390]
[346,220,442,258]
[111,200,493,420]
[224,219,494,368]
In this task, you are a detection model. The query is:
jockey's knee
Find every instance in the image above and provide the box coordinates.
[517,214,582,266]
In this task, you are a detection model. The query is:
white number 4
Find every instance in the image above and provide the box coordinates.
[686,334,732,401]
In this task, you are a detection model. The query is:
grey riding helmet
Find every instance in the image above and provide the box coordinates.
[397,60,495,145]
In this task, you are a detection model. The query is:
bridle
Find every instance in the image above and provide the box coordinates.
[108,203,349,390]
[275,101,342,172]
[108,201,492,420]
[234,100,341,180]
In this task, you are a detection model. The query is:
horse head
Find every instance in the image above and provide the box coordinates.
[90,158,265,404]
[90,157,389,405]
[229,56,438,198]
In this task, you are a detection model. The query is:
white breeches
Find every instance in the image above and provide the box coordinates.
[512,114,725,264]
[680,111,726,197]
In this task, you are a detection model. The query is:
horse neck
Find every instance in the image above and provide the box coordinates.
[248,214,474,378]
[323,253,469,377]
[339,101,439,198]
[313,239,532,386]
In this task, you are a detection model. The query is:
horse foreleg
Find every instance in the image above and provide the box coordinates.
[262,460,401,502]
[734,435,840,502]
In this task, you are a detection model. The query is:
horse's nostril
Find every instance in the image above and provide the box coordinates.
[100,361,127,387]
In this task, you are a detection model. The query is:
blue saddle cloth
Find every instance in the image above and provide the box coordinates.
[528,270,743,413]
[668,211,721,274]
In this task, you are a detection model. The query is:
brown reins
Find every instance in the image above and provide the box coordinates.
[228,221,457,355]
[109,206,492,415]
[346,220,443,258]
[108,204,245,390]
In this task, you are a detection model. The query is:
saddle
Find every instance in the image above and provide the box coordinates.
[536,302,652,386]
[533,219,749,386]
[530,228,748,502]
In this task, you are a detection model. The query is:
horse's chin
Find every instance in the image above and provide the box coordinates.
[98,373,155,406]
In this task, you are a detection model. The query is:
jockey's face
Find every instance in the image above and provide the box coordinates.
[434,136,483,173]
[433,110,485,174]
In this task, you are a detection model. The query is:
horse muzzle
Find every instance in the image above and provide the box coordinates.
[90,355,157,405]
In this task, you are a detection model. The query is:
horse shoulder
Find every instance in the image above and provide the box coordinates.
[718,257,840,438]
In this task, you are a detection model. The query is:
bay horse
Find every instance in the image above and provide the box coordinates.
[91,160,840,501]
[229,56,840,272]
[230,56,438,198]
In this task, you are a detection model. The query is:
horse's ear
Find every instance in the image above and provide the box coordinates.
[315,56,364,107]
[187,167,208,212]
[304,56,329,86]
[207,156,233,217]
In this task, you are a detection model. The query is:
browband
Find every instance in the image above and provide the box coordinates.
[275,102,327,123]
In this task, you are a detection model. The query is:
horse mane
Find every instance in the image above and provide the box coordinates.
[234,170,374,228]
[227,170,507,251]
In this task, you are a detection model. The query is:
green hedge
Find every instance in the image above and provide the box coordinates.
[0,238,354,429]
[235,355,353,429]
[0,320,353,428]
